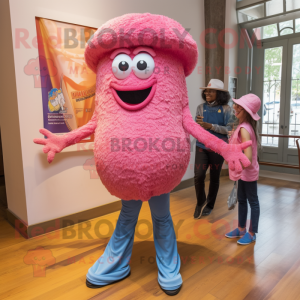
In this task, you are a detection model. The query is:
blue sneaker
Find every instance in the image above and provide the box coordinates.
[225,228,246,239]
[237,232,256,245]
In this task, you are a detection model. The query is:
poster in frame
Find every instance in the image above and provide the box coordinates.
[34,17,97,143]
[228,76,239,128]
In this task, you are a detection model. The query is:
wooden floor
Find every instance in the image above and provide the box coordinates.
[1,176,300,300]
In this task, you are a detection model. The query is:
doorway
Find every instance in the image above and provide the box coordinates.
[253,37,300,165]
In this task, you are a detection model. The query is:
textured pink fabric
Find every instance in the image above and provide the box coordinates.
[229,123,259,181]
[84,13,198,76]
[34,13,252,201]
[182,99,252,173]
[92,50,191,201]
[34,112,98,163]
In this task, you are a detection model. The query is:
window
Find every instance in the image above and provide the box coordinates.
[266,0,283,16]
[286,0,300,11]
[289,44,300,148]
[238,4,265,23]
[279,20,293,31]
[281,28,294,35]
[296,19,300,33]
[237,0,300,24]
[263,24,279,39]
[254,18,300,40]
[262,47,283,147]
[279,20,294,35]
[254,24,278,40]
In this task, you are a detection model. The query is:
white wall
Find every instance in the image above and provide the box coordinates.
[0,0,28,223]
[224,0,239,91]
[4,0,205,225]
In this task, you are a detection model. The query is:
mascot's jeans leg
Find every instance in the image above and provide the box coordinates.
[149,193,182,290]
[86,199,142,285]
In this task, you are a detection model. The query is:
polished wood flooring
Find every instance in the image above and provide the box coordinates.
[0,176,300,300]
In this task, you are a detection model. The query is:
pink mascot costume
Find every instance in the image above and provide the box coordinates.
[34,13,251,296]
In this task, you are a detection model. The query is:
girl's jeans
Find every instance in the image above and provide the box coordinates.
[238,179,260,233]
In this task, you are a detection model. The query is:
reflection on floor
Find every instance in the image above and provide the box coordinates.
[260,169,300,183]
[0,176,300,299]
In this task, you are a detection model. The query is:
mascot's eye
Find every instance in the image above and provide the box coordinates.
[112,54,132,80]
[119,61,129,71]
[137,60,147,70]
[133,53,155,79]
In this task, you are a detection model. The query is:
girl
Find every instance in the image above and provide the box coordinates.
[225,93,261,245]
[194,79,233,219]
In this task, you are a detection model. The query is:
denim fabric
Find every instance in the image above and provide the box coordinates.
[86,193,182,290]
[238,179,260,233]
[195,103,233,149]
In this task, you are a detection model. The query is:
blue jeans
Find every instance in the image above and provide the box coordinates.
[238,180,260,233]
[86,193,182,290]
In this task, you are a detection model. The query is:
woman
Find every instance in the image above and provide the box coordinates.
[194,79,233,219]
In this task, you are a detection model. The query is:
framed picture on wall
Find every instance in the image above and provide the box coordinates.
[228,76,239,127]
[34,18,97,143]
[228,76,238,99]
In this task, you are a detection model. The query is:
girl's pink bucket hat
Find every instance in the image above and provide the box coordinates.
[232,93,261,121]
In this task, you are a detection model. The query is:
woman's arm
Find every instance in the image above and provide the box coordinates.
[240,127,252,165]
[196,104,213,129]
[195,104,203,124]
[195,104,203,119]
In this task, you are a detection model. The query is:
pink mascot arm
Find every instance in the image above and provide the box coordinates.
[182,103,252,173]
[33,112,98,163]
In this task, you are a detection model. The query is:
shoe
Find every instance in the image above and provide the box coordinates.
[225,228,246,239]
[237,232,256,245]
[159,283,182,296]
[86,271,131,289]
[202,206,212,216]
[193,202,207,219]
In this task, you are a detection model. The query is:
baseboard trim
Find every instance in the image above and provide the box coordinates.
[6,209,29,239]
[6,200,122,239]
[259,170,300,182]
[6,171,229,239]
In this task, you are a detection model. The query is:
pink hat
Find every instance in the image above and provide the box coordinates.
[84,13,198,76]
[232,94,261,121]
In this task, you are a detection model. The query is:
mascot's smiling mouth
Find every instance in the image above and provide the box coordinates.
[110,79,157,111]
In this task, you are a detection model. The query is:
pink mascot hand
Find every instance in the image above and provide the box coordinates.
[182,103,253,173]
[33,128,67,163]
[221,141,252,173]
[33,112,97,163]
